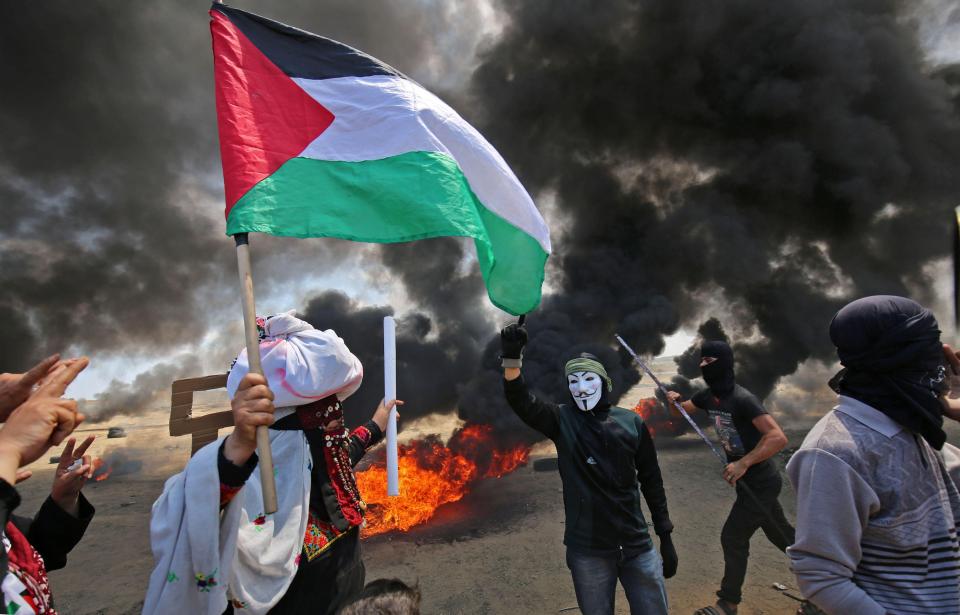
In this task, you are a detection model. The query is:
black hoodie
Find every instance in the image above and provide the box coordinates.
[503,376,673,553]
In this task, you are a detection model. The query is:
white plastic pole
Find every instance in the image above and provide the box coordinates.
[384,316,399,496]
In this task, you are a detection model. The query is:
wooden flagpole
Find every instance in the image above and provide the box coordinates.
[234,233,278,514]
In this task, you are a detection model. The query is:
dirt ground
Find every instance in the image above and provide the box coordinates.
[15,385,959,615]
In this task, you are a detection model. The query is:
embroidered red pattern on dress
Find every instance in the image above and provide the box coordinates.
[351,425,372,447]
[302,511,350,561]
[298,397,367,527]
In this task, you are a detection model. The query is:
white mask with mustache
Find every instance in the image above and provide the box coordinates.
[568,371,603,411]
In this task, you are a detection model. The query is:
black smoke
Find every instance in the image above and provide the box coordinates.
[0,4,224,372]
[83,354,202,421]
[298,285,481,424]
[315,0,960,442]
[460,0,960,406]
[0,1,487,408]
[5,0,960,439]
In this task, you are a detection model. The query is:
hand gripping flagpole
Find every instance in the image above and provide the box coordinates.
[235,233,278,514]
[615,334,792,546]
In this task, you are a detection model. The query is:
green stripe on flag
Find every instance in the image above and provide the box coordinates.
[227,151,547,314]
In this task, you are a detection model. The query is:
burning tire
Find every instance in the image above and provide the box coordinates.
[532,457,558,472]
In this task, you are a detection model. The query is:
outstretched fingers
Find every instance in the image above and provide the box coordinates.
[19,354,61,388]
[36,357,89,399]
[58,437,77,470]
[74,435,96,458]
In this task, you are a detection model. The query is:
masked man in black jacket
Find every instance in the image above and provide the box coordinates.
[500,323,677,615]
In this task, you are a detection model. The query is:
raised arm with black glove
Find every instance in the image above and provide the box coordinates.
[501,323,562,440]
[500,323,528,368]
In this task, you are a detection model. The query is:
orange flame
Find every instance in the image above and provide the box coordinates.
[451,424,530,478]
[632,397,686,438]
[356,424,530,537]
[92,457,112,482]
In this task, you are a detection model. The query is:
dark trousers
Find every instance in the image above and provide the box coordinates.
[717,471,795,605]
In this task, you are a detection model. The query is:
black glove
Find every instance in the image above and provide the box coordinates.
[500,323,528,360]
[659,533,678,579]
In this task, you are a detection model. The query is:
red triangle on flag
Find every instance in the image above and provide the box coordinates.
[211,11,335,214]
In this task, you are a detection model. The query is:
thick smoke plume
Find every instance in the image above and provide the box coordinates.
[334,0,960,442]
[0,1,485,366]
[460,0,960,408]
[299,282,481,425]
[83,355,202,421]
[0,4,223,372]
[326,0,960,442]
[5,1,960,439]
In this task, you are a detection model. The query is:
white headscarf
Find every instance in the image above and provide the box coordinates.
[226,310,363,407]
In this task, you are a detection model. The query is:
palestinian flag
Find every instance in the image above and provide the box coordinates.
[210,4,550,315]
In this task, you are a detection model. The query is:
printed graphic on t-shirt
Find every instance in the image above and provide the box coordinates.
[708,409,745,457]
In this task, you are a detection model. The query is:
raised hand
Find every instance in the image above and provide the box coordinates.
[0,354,62,418]
[0,357,89,484]
[500,323,528,360]
[372,399,403,432]
[51,435,96,516]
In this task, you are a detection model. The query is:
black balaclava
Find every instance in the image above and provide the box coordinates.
[829,295,947,449]
[701,340,735,397]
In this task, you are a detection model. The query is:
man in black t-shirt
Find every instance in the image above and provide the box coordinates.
[667,341,794,615]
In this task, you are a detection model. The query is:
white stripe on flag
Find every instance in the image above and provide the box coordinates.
[294,75,551,253]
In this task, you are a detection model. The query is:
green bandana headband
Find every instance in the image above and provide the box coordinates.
[564,357,613,392]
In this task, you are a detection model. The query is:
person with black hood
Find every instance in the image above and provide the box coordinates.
[500,323,676,615]
[786,295,960,615]
[666,340,793,615]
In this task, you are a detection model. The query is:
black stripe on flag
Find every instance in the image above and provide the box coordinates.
[211,4,404,81]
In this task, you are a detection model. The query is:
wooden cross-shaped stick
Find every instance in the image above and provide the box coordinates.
[169,374,234,456]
